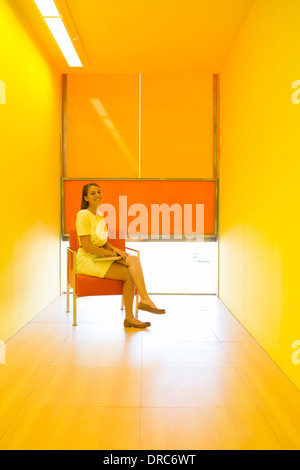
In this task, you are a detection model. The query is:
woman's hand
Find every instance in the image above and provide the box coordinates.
[100,248,117,258]
[112,247,128,259]
[103,241,127,259]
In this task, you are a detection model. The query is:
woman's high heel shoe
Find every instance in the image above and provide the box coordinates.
[124,319,151,329]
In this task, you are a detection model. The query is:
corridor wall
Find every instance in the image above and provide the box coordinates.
[0,1,61,342]
[219,0,300,389]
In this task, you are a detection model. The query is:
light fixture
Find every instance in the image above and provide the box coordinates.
[44,17,82,67]
[33,0,82,67]
[33,0,60,17]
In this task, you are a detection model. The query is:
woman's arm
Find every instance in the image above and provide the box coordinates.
[79,235,115,257]
[103,240,115,252]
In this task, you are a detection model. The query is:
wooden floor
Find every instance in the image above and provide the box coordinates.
[1,294,300,450]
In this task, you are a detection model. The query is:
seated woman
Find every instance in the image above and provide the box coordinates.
[76,183,166,329]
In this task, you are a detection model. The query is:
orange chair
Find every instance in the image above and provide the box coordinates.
[66,229,140,325]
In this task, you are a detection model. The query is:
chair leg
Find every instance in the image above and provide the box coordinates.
[71,250,77,326]
[72,290,77,326]
[66,282,70,313]
[66,247,70,313]
[120,295,124,311]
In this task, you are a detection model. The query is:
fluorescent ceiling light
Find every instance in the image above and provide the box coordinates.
[34,0,60,17]
[33,0,82,67]
[44,17,82,67]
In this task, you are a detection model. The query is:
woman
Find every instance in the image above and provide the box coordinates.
[76,183,166,328]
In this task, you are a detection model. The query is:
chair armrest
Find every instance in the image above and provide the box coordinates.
[126,246,140,256]
[67,246,77,275]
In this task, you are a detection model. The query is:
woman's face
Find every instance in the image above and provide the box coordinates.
[84,185,103,208]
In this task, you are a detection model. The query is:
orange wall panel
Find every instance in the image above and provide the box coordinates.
[66,73,214,179]
[63,179,215,237]
[66,74,140,177]
[140,74,214,178]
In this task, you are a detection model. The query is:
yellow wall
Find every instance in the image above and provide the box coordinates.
[219,0,300,389]
[0,1,61,342]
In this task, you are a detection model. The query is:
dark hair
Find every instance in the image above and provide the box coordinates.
[81,183,100,209]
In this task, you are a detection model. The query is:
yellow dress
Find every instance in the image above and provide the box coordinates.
[76,209,115,278]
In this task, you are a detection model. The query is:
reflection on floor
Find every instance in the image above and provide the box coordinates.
[0,294,300,450]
